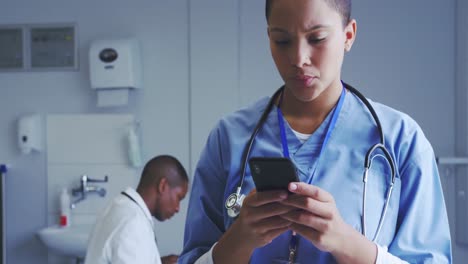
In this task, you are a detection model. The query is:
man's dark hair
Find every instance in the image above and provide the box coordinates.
[265,0,352,27]
[137,155,188,190]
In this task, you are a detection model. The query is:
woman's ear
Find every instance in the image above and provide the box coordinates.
[344,19,357,52]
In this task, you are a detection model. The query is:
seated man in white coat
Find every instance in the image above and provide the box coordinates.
[85,155,189,264]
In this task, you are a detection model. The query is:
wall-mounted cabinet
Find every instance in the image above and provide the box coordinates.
[0,23,77,72]
[0,27,23,70]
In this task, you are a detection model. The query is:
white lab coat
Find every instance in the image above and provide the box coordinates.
[85,187,162,264]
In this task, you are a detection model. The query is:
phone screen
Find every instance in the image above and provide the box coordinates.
[248,157,299,192]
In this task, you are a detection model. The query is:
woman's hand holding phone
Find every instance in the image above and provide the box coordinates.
[214,157,300,262]
[213,189,293,263]
[279,182,371,261]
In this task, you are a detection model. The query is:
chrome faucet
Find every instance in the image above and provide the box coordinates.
[71,174,108,209]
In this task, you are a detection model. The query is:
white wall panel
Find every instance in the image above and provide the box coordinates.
[239,0,282,106]
[344,0,455,154]
[189,0,240,171]
[47,114,134,164]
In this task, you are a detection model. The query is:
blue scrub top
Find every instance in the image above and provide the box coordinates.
[180,89,452,263]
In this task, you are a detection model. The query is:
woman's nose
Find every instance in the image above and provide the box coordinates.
[289,41,311,68]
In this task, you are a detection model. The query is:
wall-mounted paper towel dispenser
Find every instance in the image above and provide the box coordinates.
[89,38,142,107]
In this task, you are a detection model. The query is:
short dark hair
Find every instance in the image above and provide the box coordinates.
[265,0,352,27]
[137,155,188,190]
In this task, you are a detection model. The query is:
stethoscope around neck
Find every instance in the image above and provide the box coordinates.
[225,82,396,242]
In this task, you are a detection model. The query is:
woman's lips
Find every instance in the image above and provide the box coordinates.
[292,75,316,87]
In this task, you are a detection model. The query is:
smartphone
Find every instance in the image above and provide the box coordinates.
[248,157,299,192]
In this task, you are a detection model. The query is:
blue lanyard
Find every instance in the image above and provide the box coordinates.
[276,87,346,262]
[276,87,346,183]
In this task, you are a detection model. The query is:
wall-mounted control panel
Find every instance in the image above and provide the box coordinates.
[0,23,77,71]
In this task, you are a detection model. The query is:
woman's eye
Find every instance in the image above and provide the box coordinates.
[309,37,326,44]
[274,40,290,45]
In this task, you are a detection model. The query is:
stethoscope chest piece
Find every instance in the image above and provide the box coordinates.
[225,191,245,218]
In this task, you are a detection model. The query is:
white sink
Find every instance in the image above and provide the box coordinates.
[37,223,94,258]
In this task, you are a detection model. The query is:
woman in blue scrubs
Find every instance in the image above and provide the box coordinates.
[180,0,452,263]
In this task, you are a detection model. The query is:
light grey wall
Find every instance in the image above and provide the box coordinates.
[0,1,189,264]
[454,0,468,261]
[345,1,455,155]
[189,0,241,169]
[0,0,463,263]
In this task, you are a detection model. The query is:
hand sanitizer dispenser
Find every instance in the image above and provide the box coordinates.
[89,38,143,107]
[17,113,43,154]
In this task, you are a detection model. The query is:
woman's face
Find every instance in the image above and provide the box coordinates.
[268,0,355,103]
